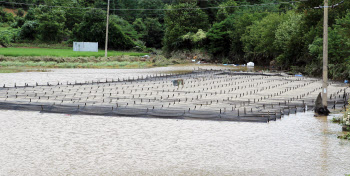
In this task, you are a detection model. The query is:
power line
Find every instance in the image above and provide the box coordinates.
[112,10,287,17]
[0,1,101,10]
[314,0,344,9]
[0,0,309,11]
[110,0,309,11]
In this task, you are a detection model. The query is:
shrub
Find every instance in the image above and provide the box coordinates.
[0,28,20,46]
[0,8,14,23]
[11,17,25,28]
[16,8,25,17]
[0,34,11,47]
[20,20,39,40]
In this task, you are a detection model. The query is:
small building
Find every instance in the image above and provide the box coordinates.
[73,42,98,52]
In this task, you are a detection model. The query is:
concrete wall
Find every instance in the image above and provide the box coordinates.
[73,42,98,52]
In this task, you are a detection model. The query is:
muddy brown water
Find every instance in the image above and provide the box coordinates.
[0,65,349,175]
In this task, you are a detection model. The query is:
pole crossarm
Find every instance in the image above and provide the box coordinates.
[314,0,344,8]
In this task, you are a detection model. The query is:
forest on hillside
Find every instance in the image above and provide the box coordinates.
[0,0,349,79]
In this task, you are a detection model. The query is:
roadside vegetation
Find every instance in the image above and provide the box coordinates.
[0,0,349,79]
[0,67,49,73]
[0,54,188,70]
[338,133,350,140]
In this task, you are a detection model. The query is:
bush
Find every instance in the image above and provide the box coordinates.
[0,8,14,23]
[152,55,172,66]
[344,100,350,126]
[5,13,14,23]
[0,34,11,47]
[337,133,350,140]
[16,8,25,17]
[0,28,20,46]
[11,17,25,28]
[20,20,39,40]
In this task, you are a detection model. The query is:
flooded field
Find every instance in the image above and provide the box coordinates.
[0,65,349,175]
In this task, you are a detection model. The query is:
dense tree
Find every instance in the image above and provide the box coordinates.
[241,13,286,65]
[308,11,350,79]
[36,8,66,42]
[24,8,36,21]
[142,18,164,48]
[229,12,266,63]
[206,16,234,61]
[274,11,304,68]
[216,0,237,21]
[137,0,165,21]
[64,8,84,31]
[71,9,135,50]
[110,0,139,22]
[132,18,146,38]
[112,15,140,40]
[163,2,209,53]
[1,0,350,80]
[197,0,220,24]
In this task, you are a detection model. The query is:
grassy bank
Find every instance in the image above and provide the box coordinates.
[0,54,188,71]
[0,47,148,57]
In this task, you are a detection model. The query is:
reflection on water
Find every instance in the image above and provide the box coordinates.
[0,65,349,175]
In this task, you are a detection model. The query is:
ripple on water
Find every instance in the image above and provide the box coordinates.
[0,110,350,176]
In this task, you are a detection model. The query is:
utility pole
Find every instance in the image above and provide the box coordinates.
[322,0,328,107]
[105,0,110,57]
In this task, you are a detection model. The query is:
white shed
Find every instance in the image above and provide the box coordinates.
[73,42,98,52]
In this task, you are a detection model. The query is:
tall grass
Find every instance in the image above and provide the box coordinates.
[0,54,190,70]
[0,47,148,57]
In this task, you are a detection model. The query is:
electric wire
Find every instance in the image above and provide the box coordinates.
[0,0,309,11]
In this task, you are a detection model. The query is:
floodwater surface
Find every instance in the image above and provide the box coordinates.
[0,65,349,176]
